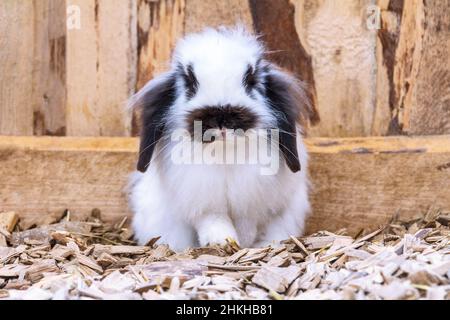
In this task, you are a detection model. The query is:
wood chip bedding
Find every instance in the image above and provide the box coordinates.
[0,210,448,300]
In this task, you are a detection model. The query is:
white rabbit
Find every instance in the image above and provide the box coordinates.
[128,27,318,251]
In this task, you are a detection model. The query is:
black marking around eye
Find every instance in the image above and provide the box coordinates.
[243,64,258,95]
[180,64,199,100]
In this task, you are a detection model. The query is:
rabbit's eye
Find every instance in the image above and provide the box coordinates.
[182,64,199,99]
[243,65,257,95]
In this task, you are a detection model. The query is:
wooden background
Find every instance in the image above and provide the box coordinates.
[0,0,449,233]
[1,0,449,138]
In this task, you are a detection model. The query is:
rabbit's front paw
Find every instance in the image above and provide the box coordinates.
[196,216,239,247]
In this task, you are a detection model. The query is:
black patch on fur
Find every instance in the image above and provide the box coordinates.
[137,74,177,172]
[179,64,199,100]
[186,105,258,142]
[264,74,301,173]
[243,65,258,95]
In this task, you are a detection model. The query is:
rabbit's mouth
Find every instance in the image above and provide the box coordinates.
[186,105,258,143]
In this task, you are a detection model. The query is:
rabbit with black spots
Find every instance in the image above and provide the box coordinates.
[128,27,318,251]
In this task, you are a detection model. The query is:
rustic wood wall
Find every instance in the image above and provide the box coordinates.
[0,0,449,137]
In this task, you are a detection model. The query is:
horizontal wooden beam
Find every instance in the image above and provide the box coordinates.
[1,136,449,235]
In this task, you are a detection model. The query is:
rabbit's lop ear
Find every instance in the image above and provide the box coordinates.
[129,73,177,173]
[265,68,315,173]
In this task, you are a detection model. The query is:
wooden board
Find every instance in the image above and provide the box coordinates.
[32,0,67,136]
[65,0,98,136]
[133,0,185,136]
[66,0,136,137]
[249,0,320,127]
[307,135,450,234]
[377,0,450,136]
[95,0,136,137]
[0,136,449,235]
[0,136,137,228]
[391,0,450,135]
[274,0,378,137]
[136,0,185,90]
[0,0,35,136]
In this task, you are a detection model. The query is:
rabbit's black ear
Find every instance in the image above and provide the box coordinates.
[264,69,308,173]
[129,73,177,172]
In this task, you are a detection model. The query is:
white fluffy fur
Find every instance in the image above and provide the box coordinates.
[129,27,311,251]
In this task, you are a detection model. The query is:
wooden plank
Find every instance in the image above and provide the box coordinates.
[307,135,450,234]
[136,0,185,90]
[0,0,35,135]
[377,0,450,135]
[249,0,320,127]
[134,0,185,136]
[376,0,404,135]
[95,0,137,137]
[0,136,137,228]
[287,0,378,137]
[0,136,449,235]
[65,0,98,136]
[32,0,67,136]
[66,0,136,137]
[372,0,396,136]
[392,0,450,135]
